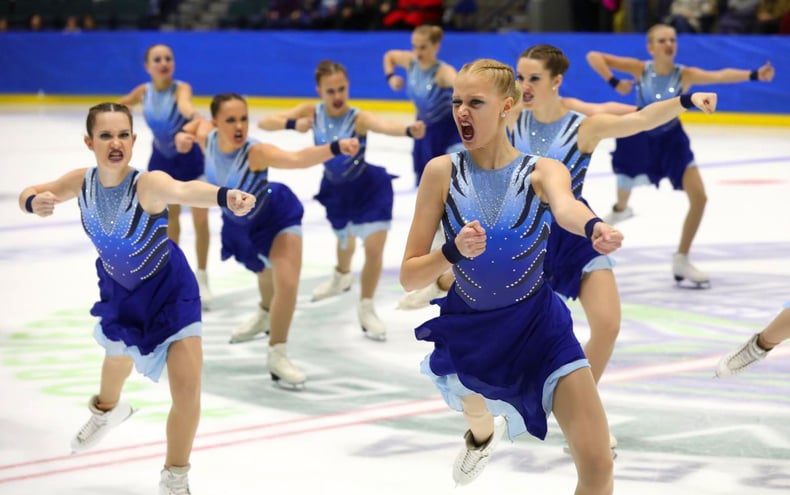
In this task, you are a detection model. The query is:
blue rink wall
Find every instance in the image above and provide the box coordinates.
[0,31,788,115]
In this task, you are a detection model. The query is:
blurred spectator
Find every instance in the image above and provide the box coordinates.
[382,0,443,29]
[29,14,44,31]
[64,15,81,32]
[267,0,315,28]
[628,0,650,31]
[0,17,8,32]
[442,0,478,31]
[665,0,716,32]
[337,0,382,30]
[571,0,617,31]
[755,0,790,32]
[718,0,760,32]
[312,0,342,28]
[83,14,96,30]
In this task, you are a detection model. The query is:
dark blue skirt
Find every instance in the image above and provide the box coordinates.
[611,122,694,190]
[90,240,202,356]
[416,282,588,440]
[314,163,395,230]
[148,142,204,182]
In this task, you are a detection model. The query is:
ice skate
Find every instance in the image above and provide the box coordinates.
[716,334,770,377]
[602,205,634,225]
[268,343,306,389]
[358,298,386,341]
[452,416,507,486]
[71,395,137,453]
[672,253,710,288]
[311,269,353,302]
[397,280,448,310]
[195,269,212,311]
[229,306,270,344]
[159,464,191,495]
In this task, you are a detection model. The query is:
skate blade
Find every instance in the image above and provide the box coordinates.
[361,327,387,342]
[673,277,711,290]
[310,287,351,303]
[271,374,306,391]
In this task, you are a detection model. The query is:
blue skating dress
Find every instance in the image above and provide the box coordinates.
[612,61,695,190]
[312,103,395,243]
[406,60,463,185]
[416,150,590,441]
[510,110,614,299]
[143,81,204,181]
[81,168,202,381]
[204,130,303,273]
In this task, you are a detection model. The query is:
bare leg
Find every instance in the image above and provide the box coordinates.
[461,394,494,444]
[265,232,302,346]
[168,204,181,245]
[191,207,210,271]
[759,308,790,349]
[553,368,614,495]
[336,235,356,274]
[613,187,631,213]
[677,166,707,255]
[360,230,387,300]
[577,270,621,383]
[164,336,202,468]
[96,355,134,410]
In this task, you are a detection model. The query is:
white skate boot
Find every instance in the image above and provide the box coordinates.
[311,269,353,302]
[268,343,306,389]
[452,416,507,486]
[397,280,448,310]
[71,395,137,453]
[159,464,191,495]
[672,253,710,288]
[195,269,212,311]
[358,298,387,341]
[602,205,634,225]
[716,334,770,377]
[229,307,270,344]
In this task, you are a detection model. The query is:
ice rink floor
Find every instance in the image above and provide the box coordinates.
[1,104,789,494]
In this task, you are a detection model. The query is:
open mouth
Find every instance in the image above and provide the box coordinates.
[460,121,474,141]
[332,100,344,109]
[108,150,123,162]
[522,92,534,104]
[234,130,244,142]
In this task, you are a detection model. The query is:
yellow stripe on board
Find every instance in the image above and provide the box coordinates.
[1,94,788,126]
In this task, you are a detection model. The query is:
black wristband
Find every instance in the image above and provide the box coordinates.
[386,72,395,81]
[679,93,694,109]
[217,187,229,208]
[585,217,603,240]
[749,69,759,81]
[285,119,296,130]
[405,126,413,138]
[25,194,36,213]
[607,76,620,88]
[441,240,465,264]
[330,140,342,156]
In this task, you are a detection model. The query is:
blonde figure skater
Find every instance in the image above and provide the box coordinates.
[18,103,254,494]
[258,60,425,341]
[402,59,621,492]
[119,43,214,308]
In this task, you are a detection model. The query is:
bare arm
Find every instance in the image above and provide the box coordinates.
[434,63,457,89]
[137,171,255,216]
[682,61,774,89]
[383,49,413,75]
[19,168,86,217]
[356,110,426,138]
[118,83,146,107]
[257,102,315,132]
[175,118,214,153]
[577,92,717,152]
[531,157,623,254]
[400,156,455,291]
[562,97,637,116]
[586,51,645,80]
[247,138,359,172]
[174,82,199,120]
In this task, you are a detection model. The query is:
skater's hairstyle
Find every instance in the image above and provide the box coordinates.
[144,43,173,62]
[315,60,348,85]
[518,44,570,78]
[414,25,443,45]
[210,93,246,118]
[457,58,520,102]
[647,23,675,42]
[86,103,133,137]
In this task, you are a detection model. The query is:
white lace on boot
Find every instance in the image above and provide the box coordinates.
[672,253,710,286]
[229,307,270,344]
[716,333,770,377]
[602,205,634,225]
[397,280,448,310]
[268,343,307,389]
[159,464,191,495]
[71,395,136,453]
[195,269,212,311]
[358,298,386,341]
[311,269,353,302]
[452,416,506,486]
